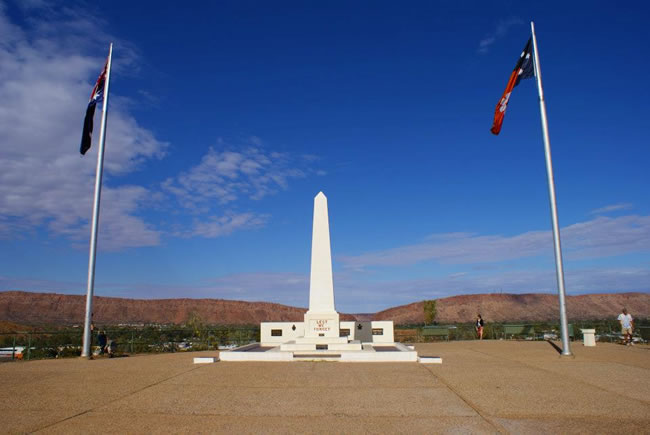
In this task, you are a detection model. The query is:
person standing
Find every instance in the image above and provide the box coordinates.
[618,308,634,346]
[106,338,116,358]
[475,314,484,340]
[97,330,107,355]
[89,319,95,358]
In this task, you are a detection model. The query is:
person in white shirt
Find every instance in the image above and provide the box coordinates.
[617,308,634,346]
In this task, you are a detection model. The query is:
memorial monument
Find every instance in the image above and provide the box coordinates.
[219,192,420,362]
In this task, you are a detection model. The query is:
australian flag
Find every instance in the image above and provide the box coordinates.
[490,38,535,135]
[80,59,108,155]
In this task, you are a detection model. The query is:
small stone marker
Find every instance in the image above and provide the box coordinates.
[193,357,218,364]
[581,329,596,347]
[418,356,442,364]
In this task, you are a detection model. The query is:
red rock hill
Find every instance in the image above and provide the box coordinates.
[0,291,647,326]
[0,291,307,326]
[374,292,650,324]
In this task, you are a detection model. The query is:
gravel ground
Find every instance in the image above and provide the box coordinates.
[1,341,648,434]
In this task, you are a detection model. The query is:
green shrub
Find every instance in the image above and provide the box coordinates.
[423,300,437,325]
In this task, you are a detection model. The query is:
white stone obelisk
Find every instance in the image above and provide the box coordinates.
[304,192,340,338]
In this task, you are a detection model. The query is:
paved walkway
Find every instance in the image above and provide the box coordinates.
[1,341,648,434]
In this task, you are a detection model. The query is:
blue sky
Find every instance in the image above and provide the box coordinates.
[1,0,649,312]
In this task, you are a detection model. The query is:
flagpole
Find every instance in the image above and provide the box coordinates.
[81,43,113,358]
[530,22,572,357]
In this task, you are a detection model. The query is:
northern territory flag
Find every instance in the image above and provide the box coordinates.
[80,58,108,155]
[490,38,535,135]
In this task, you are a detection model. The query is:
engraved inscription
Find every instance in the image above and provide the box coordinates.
[310,319,331,332]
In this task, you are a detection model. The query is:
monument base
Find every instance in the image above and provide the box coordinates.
[281,339,362,351]
[294,336,348,344]
[219,341,418,362]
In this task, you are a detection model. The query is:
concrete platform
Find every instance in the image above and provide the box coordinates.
[1,341,649,433]
[280,340,363,351]
[221,341,417,362]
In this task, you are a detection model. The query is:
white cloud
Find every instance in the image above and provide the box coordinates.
[161,143,320,238]
[478,36,496,50]
[562,215,650,259]
[204,272,309,306]
[0,275,81,294]
[345,266,650,311]
[478,17,524,54]
[185,212,269,239]
[0,3,166,249]
[590,203,633,215]
[162,145,308,208]
[0,4,323,249]
[338,215,650,269]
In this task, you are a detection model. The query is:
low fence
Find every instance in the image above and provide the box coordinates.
[1,321,647,361]
[395,320,649,343]
[0,327,260,361]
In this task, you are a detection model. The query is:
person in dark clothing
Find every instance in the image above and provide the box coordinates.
[89,320,95,359]
[475,314,485,340]
[97,330,107,355]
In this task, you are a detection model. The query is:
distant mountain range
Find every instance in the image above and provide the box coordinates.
[0,291,648,327]
[374,292,650,324]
